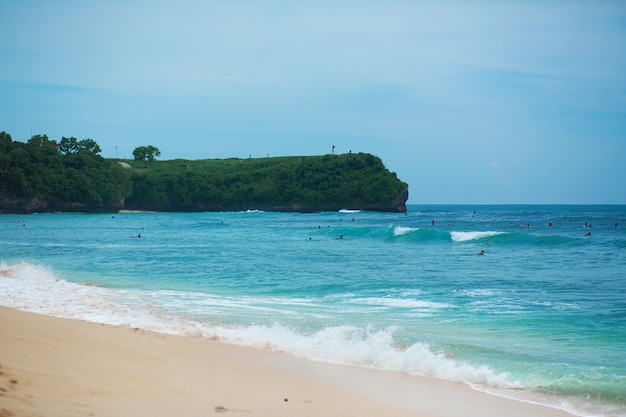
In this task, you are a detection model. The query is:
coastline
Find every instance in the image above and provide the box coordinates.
[0,306,574,417]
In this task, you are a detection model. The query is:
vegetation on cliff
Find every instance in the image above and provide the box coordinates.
[0,132,408,213]
[124,153,407,212]
[0,132,131,211]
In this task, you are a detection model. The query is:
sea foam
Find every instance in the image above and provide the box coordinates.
[393,226,419,236]
[450,231,506,242]
[0,262,517,390]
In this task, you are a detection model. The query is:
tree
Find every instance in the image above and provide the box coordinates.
[78,138,102,155]
[0,131,12,153]
[27,134,51,148]
[58,137,102,155]
[58,137,79,155]
[133,145,161,162]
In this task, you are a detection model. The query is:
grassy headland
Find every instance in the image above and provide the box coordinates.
[0,132,408,213]
[123,153,408,212]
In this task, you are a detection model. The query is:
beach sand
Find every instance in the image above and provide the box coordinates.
[0,306,574,417]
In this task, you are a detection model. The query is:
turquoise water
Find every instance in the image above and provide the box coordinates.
[1,205,625,416]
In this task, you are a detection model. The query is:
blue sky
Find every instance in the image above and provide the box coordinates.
[1,1,625,204]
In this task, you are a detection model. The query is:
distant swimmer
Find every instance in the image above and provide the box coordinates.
[431,219,436,226]
[336,235,343,240]
[468,250,485,256]
[584,232,591,237]
[583,222,589,228]
[615,223,619,227]
[548,222,554,227]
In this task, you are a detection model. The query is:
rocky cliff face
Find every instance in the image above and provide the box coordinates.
[0,188,407,214]
[0,192,125,213]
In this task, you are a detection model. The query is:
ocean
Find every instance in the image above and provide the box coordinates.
[1,205,625,416]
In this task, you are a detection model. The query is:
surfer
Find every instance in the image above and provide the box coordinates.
[336,235,343,240]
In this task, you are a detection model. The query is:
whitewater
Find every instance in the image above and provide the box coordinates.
[1,205,625,417]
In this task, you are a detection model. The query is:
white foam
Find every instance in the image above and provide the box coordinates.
[209,323,520,388]
[352,297,449,310]
[0,262,518,391]
[450,231,506,242]
[393,226,419,236]
[0,262,195,333]
[456,289,499,297]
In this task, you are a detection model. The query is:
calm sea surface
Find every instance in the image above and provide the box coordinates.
[1,205,625,416]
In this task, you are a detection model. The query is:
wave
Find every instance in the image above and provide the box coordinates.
[450,231,506,242]
[209,323,518,389]
[450,232,505,242]
[317,226,574,247]
[4,261,625,416]
[449,231,585,247]
[0,261,516,390]
[393,226,419,236]
[351,296,450,310]
[318,226,452,243]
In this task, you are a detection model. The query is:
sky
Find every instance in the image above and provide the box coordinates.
[1,1,625,204]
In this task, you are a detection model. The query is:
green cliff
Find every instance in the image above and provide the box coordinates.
[0,132,408,213]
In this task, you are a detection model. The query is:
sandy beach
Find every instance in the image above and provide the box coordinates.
[0,307,574,417]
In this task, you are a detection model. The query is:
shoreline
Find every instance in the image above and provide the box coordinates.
[0,306,575,417]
